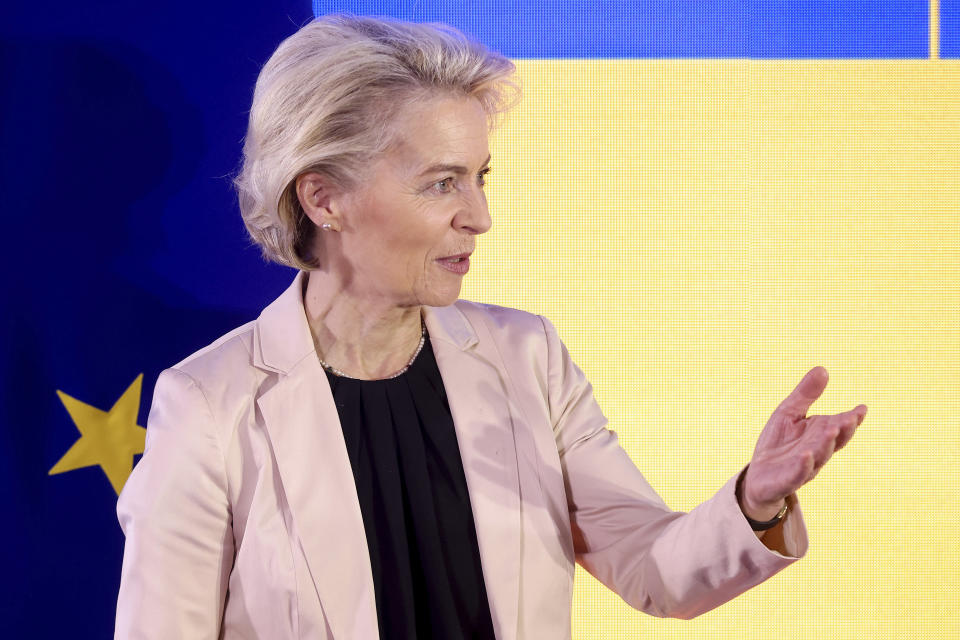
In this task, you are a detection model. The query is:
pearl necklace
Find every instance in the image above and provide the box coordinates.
[317,315,427,380]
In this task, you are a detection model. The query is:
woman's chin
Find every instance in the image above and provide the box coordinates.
[418,283,462,308]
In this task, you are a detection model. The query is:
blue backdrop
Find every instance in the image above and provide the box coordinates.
[1,1,955,637]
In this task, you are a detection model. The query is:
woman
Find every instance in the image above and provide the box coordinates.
[115,14,867,640]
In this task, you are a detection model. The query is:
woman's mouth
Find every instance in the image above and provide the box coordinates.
[435,253,471,275]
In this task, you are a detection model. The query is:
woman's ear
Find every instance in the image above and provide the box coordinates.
[296,171,343,232]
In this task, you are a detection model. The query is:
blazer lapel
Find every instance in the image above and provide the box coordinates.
[253,273,378,639]
[426,304,522,640]
[251,274,523,640]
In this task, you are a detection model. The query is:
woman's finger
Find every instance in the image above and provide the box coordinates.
[764,450,816,500]
[773,366,829,422]
[803,452,824,485]
[809,418,840,470]
[833,404,867,451]
[797,450,817,488]
[782,450,816,495]
[748,447,816,504]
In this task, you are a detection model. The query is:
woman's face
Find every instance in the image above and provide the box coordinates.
[333,95,492,308]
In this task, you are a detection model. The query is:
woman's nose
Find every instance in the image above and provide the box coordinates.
[455,186,492,235]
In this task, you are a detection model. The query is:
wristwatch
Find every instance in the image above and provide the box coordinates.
[736,468,788,531]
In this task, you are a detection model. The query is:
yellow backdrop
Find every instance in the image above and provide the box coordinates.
[461,60,960,639]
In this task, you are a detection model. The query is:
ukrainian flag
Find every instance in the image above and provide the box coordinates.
[315,2,959,638]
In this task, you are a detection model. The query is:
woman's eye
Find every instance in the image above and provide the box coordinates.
[477,168,491,187]
[432,178,454,193]
[430,168,490,194]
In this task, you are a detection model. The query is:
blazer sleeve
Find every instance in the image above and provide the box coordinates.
[115,368,234,639]
[540,315,808,619]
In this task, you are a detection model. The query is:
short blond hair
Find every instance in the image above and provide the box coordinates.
[234,14,519,270]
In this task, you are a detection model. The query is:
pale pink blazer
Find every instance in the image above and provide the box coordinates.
[115,272,807,639]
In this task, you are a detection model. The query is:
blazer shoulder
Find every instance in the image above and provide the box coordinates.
[452,299,548,339]
[172,321,256,378]
[450,300,555,383]
[164,320,264,414]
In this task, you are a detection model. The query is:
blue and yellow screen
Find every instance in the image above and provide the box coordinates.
[2,1,957,637]
[313,2,959,638]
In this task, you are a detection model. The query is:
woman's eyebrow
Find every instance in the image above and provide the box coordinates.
[416,154,491,178]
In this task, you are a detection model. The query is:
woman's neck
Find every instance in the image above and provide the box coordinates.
[302,270,424,380]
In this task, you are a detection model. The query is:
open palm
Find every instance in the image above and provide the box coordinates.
[740,366,868,519]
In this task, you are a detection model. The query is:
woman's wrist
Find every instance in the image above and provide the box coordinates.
[735,468,788,529]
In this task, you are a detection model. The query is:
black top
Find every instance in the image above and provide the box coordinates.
[324,334,497,640]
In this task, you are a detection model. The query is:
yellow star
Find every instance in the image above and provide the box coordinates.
[49,374,147,495]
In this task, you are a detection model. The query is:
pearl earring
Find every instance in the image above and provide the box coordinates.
[320,223,333,231]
